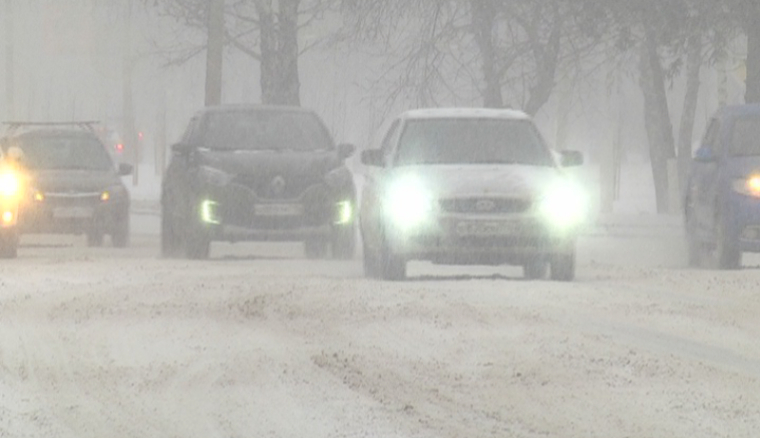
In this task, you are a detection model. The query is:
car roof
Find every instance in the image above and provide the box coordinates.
[399,107,531,121]
[197,104,316,117]
[13,128,99,139]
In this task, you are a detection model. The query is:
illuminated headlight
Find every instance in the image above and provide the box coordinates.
[538,182,588,231]
[732,175,760,197]
[200,199,221,225]
[335,200,353,225]
[384,178,436,230]
[199,166,232,187]
[0,172,20,198]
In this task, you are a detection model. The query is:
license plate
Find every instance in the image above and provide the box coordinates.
[455,220,516,237]
[53,207,93,219]
[254,203,303,217]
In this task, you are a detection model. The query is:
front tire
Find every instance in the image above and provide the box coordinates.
[550,247,576,282]
[523,258,548,280]
[332,225,356,260]
[111,215,130,248]
[711,215,741,270]
[380,236,406,281]
[0,230,18,259]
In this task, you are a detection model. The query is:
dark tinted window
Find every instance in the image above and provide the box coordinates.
[395,118,554,166]
[14,134,114,171]
[731,116,760,156]
[201,111,333,151]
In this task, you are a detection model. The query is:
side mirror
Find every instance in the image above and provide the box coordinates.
[694,146,717,163]
[337,143,356,160]
[559,150,584,167]
[118,163,134,176]
[361,149,385,167]
[171,142,194,155]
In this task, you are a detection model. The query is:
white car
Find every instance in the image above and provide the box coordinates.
[359,108,587,281]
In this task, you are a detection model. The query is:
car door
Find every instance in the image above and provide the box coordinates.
[361,119,401,252]
[689,117,723,234]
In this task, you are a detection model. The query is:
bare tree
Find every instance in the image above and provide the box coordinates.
[149,0,338,105]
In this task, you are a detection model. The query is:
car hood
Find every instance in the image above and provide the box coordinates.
[30,169,120,193]
[726,156,760,178]
[385,164,564,199]
[199,149,345,194]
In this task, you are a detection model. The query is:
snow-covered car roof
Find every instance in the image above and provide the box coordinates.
[400,107,531,121]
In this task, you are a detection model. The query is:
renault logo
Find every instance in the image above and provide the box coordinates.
[475,199,496,212]
[270,176,286,197]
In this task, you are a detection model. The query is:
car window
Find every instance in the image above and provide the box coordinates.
[730,115,760,156]
[380,120,400,156]
[12,134,115,171]
[394,118,555,167]
[201,111,333,152]
[702,118,720,150]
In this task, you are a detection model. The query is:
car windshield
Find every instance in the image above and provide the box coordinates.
[201,111,333,152]
[13,134,115,171]
[731,115,760,156]
[395,118,555,166]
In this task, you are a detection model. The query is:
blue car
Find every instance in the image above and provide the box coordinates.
[685,104,760,269]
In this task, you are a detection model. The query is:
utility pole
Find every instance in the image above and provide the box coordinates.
[5,0,15,120]
[205,0,224,106]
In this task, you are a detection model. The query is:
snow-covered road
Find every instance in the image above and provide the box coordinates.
[1,226,759,437]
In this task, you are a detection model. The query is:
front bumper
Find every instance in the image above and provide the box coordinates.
[731,192,760,252]
[20,196,129,234]
[197,185,354,243]
[386,214,577,265]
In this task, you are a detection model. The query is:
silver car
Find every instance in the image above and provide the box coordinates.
[359,108,587,281]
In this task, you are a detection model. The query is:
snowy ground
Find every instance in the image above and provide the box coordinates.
[1,210,760,438]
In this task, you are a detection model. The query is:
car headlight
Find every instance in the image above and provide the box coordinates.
[199,166,233,187]
[538,181,588,231]
[732,175,760,197]
[384,177,436,230]
[0,171,21,198]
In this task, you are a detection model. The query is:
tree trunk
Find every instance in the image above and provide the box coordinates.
[745,9,760,103]
[524,4,562,116]
[256,0,301,106]
[205,0,224,106]
[639,32,676,214]
[471,0,503,108]
[677,35,702,197]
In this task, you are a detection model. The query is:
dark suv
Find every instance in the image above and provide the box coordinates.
[161,105,357,259]
[2,124,133,247]
[685,104,760,269]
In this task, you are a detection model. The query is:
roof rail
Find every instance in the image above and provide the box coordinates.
[2,121,101,136]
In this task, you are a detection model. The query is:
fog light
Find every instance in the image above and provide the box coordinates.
[34,191,44,202]
[2,211,13,224]
[200,199,220,225]
[335,200,353,225]
[101,191,110,202]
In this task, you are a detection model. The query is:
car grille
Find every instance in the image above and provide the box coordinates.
[232,174,316,200]
[439,197,532,214]
[42,192,101,207]
[221,182,332,228]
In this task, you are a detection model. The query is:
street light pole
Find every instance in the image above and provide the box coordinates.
[5,0,15,120]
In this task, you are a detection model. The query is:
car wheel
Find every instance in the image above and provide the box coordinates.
[111,215,130,248]
[305,239,329,259]
[87,228,104,247]
[184,216,211,260]
[523,258,548,280]
[711,215,741,270]
[380,236,406,281]
[550,249,576,282]
[0,230,18,259]
[161,209,182,258]
[332,225,356,260]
